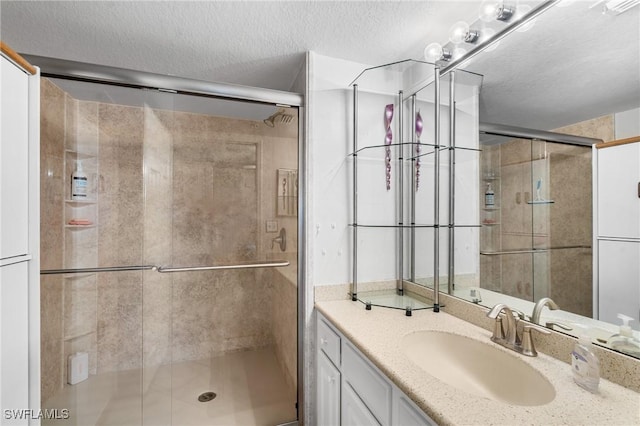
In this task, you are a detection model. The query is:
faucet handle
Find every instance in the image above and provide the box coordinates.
[545,321,572,331]
[511,308,528,321]
[521,324,551,357]
[491,316,505,341]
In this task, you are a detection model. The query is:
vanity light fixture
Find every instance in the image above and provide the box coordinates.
[424,42,452,62]
[479,0,515,22]
[592,0,640,15]
[448,21,480,44]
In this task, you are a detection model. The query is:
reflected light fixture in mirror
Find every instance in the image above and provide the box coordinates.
[593,0,640,15]
[515,5,536,32]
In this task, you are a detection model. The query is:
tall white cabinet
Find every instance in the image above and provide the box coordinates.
[0,44,40,425]
[594,138,640,325]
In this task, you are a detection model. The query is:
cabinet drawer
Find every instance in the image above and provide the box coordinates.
[318,316,341,367]
[342,341,392,425]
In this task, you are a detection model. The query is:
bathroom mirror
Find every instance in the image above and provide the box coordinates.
[276,168,298,216]
[446,1,640,354]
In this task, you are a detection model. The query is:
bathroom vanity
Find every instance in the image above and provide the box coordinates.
[315,301,640,425]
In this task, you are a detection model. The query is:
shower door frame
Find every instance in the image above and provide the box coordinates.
[29,54,307,423]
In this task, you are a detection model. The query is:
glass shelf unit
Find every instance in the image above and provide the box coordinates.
[349,60,483,313]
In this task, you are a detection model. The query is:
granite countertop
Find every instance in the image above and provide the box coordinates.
[316,300,640,426]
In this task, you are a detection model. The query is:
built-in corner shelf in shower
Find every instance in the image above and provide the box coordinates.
[63,330,95,342]
[65,149,97,161]
[65,199,97,206]
[64,225,97,229]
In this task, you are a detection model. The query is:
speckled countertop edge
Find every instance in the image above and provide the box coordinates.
[316,300,640,426]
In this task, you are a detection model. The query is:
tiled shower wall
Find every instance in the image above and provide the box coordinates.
[40,78,298,402]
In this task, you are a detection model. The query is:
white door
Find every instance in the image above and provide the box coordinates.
[0,260,29,425]
[598,240,640,324]
[0,56,30,260]
[597,143,640,239]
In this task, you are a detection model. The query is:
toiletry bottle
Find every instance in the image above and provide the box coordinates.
[609,314,640,357]
[571,325,599,393]
[485,183,495,207]
[71,160,88,200]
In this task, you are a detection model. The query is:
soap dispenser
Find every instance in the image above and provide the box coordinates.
[609,314,640,357]
[484,183,495,207]
[71,160,88,200]
[571,325,599,393]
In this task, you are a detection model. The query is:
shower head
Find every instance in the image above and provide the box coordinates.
[263,109,294,127]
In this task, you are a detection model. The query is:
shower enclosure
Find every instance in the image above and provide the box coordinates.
[479,133,593,317]
[38,71,300,425]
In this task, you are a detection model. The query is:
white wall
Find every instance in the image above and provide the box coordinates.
[307,52,479,288]
[615,107,640,139]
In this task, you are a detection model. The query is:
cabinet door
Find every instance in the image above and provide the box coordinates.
[317,352,341,426]
[598,240,640,323]
[597,143,640,239]
[0,56,30,260]
[342,342,391,425]
[394,392,435,426]
[342,382,381,426]
[0,261,29,424]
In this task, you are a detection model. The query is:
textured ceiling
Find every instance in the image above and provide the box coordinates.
[463,1,640,131]
[0,1,481,91]
[1,1,638,132]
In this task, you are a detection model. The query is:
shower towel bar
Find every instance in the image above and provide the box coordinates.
[156,260,289,273]
[480,245,591,256]
[41,260,290,275]
[41,265,156,275]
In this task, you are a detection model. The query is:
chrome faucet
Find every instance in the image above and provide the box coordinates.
[487,304,519,346]
[531,297,559,325]
[487,303,550,357]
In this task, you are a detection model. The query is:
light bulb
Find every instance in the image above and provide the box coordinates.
[449,21,480,44]
[449,21,470,44]
[424,42,452,62]
[479,0,514,22]
[479,0,500,22]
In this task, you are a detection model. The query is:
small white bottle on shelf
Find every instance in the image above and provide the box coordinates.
[484,182,495,207]
[71,160,88,200]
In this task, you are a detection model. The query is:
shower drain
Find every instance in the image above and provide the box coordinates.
[198,392,217,402]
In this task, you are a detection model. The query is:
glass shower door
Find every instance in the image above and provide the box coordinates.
[40,77,299,426]
[480,136,592,313]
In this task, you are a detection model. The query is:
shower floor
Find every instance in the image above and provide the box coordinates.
[43,346,297,426]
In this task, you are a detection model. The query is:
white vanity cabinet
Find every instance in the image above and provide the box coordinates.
[594,140,640,323]
[316,311,436,426]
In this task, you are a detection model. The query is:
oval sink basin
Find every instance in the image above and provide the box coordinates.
[401,331,555,406]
